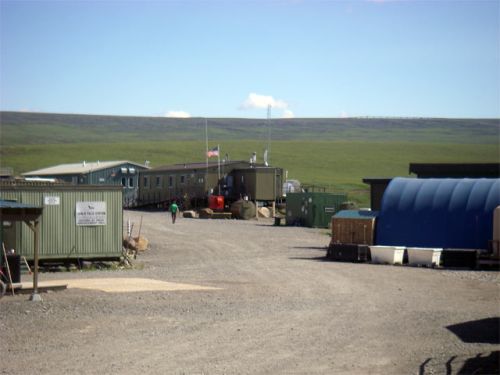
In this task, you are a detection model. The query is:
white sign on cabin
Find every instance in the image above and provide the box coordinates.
[76,201,107,226]
[44,196,60,205]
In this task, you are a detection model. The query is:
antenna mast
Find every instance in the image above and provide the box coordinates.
[267,104,272,165]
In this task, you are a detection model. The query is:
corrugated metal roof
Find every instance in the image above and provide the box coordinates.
[148,160,254,172]
[23,160,148,176]
[409,163,500,178]
[0,199,41,209]
[0,181,122,191]
[376,177,500,249]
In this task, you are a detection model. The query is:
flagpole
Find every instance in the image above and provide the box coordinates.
[205,119,209,197]
[205,119,209,169]
[267,104,272,166]
[217,144,221,194]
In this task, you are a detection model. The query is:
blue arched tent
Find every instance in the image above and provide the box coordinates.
[376,178,500,249]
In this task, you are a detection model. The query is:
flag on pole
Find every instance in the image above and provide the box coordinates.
[207,146,219,158]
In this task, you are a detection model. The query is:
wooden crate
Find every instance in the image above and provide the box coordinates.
[331,217,376,245]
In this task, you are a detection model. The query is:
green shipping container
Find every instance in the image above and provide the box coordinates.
[286,192,347,228]
[0,182,123,261]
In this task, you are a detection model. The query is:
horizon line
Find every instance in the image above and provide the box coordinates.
[1,110,499,121]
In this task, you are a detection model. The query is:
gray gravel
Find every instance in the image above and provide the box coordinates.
[1,210,499,374]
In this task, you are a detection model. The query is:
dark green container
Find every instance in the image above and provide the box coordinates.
[286,192,347,228]
[0,182,123,261]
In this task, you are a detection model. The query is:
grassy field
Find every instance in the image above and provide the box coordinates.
[1,111,498,206]
[2,139,497,206]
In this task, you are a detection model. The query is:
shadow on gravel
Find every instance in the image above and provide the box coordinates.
[289,256,329,262]
[418,318,500,375]
[419,351,499,375]
[446,317,500,344]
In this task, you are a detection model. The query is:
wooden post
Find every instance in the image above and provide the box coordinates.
[29,220,42,302]
[2,242,15,296]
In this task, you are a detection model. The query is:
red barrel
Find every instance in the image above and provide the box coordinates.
[208,195,224,211]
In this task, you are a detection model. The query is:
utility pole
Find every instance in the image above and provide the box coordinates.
[267,104,272,165]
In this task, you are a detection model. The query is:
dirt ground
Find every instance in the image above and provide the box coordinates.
[1,210,499,375]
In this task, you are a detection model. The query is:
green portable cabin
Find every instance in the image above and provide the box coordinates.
[230,166,284,202]
[0,181,123,261]
[286,192,347,228]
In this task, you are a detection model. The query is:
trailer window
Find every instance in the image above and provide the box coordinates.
[128,177,134,188]
[143,176,149,188]
[169,176,173,188]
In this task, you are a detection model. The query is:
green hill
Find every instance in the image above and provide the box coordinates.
[1,111,498,144]
[1,111,498,206]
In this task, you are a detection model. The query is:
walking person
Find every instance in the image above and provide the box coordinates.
[169,201,179,224]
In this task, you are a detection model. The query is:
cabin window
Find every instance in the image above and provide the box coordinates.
[121,177,127,187]
[169,176,173,188]
[128,177,134,188]
[180,175,185,184]
[156,176,161,187]
[143,176,149,188]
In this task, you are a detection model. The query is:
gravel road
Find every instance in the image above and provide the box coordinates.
[2,210,499,374]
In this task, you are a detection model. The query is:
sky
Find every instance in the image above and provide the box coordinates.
[0,0,499,119]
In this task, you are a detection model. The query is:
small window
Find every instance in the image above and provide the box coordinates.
[169,176,173,188]
[121,167,128,174]
[144,176,149,188]
[156,176,161,187]
[128,177,134,188]
[121,177,127,187]
[180,175,185,184]
[129,167,136,174]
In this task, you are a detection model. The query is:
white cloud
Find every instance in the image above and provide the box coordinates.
[240,93,289,110]
[165,110,191,118]
[340,111,349,118]
[282,109,294,119]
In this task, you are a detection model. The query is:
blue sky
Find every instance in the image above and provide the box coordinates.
[1,0,499,118]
